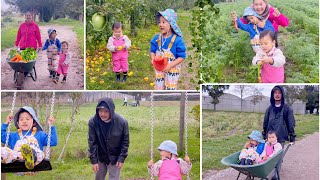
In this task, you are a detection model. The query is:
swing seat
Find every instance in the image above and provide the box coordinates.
[1,159,52,173]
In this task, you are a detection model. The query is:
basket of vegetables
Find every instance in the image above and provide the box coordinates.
[7,48,37,73]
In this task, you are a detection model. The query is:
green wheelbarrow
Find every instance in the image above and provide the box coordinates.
[221,144,291,180]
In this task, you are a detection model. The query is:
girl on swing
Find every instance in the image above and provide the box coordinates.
[1,106,58,170]
[148,140,192,179]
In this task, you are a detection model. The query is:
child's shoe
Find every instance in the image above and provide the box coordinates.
[122,76,127,82]
[53,78,58,84]
[61,76,66,83]
[246,159,253,165]
[239,158,246,165]
[20,144,34,170]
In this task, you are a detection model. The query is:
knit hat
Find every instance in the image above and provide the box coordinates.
[156,9,182,37]
[48,28,56,37]
[243,7,262,20]
[248,130,265,143]
[158,140,178,156]
[14,106,43,131]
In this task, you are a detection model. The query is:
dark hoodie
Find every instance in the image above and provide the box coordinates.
[263,86,296,143]
[88,98,129,165]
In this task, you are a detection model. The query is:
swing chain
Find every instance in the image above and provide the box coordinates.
[150,92,154,180]
[184,92,188,156]
[185,92,190,180]
[5,92,17,148]
[46,92,55,159]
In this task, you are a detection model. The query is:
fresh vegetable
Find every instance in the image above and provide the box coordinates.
[8,49,18,59]
[21,48,37,61]
[10,54,23,62]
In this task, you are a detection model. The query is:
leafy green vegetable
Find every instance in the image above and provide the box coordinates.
[8,49,18,60]
[21,48,37,61]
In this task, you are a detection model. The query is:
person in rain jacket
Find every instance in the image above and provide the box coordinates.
[262,85,296,180]
[15,12,42,51]
[88,98,129,180]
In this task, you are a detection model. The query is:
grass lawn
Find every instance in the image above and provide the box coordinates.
[202,110,319,171]
[1,99,200,179]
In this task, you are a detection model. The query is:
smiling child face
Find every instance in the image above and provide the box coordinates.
[18,112,34,131]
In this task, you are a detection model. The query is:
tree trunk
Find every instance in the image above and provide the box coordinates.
[179,92,186,152]
[214,103,216,111]
[57,101,78,161]
[36,92,40,118]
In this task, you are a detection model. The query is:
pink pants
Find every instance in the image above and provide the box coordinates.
[56,63,69,75]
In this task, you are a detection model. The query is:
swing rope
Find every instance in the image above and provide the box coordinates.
[5,92,17,148]
[184,92,190,180]
[149,92,190,179]
[46,92,55,159]
[150,92,155,180]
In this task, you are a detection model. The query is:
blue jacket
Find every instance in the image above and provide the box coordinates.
[1,123,58,151]
[42,38,61,52]
[237,18,274,39]
[150,34,186,59]
[256,143,265,155]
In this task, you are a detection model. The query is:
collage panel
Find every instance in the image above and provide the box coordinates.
[1,0,84,90]
[1,91,200,179]
[201,85,319,180]
[196,0,319,83]
[86,0,198,90]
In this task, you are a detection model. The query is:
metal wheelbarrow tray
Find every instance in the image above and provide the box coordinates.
[221,144,291,180]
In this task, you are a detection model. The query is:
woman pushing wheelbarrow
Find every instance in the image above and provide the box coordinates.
[6,11,42,90]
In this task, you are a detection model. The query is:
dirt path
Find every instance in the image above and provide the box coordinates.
[203,132,319,180]
[1,25,84,90]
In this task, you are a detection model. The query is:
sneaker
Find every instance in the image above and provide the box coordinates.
[61,79,66,83]
[20,144,34,170]
[53,78,58,84]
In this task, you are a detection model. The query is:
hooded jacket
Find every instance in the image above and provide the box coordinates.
[88,98,129,165]
[263,86,296,143]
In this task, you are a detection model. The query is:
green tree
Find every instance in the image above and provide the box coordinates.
[203,85,229,110]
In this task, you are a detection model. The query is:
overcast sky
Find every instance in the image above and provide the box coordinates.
[203,85,277,98]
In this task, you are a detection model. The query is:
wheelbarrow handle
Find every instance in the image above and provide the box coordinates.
[280,143,292,161]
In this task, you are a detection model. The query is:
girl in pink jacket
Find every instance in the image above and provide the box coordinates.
[240,0,290,33]
[252,30,285,83]
[148,140,192,180]
[107,22,131,82]
[15,12,42,51]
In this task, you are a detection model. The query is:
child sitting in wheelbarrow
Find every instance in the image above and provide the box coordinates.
[1,107,58,171]
[259,130,282,163]
[239,130,265,165]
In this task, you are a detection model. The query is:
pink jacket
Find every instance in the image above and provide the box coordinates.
[15,21,42,49]
[252,47,285,83]
[240,5,290,32]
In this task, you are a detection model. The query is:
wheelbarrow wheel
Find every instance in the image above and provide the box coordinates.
[16,72,24,90]
[30,66,37,81]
